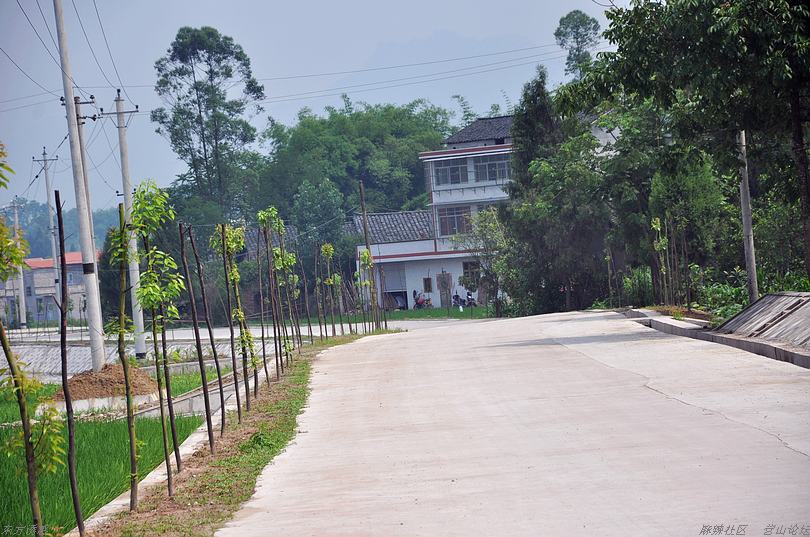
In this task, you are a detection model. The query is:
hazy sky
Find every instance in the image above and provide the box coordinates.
[1,0,614,210]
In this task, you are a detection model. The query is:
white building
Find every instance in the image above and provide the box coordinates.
[0,252,95,327]
[355,116,513,310]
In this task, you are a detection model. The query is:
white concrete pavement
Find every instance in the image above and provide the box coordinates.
[217,311,810,537]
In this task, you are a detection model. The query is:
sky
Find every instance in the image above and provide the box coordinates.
[0,0,615,211]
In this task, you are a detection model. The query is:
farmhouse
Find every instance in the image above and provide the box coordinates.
[0,251,97,327]
[354,115,513,310]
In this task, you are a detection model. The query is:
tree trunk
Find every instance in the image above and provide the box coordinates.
[159,305,182,472]
[150,307,173,497]
[118,232,138,510]
[143,236,173,496]
[256,234,271,386]
[220,225,242,422]
[188,228,227,436]
[261,228,283,379]
[60,192,85,530]
[179,223,214,454]
[0,320,43,536]
[298,255,315,343]
[229,269,252,410]
[788,85,810,278]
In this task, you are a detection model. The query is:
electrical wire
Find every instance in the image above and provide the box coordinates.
[255,43,566,81]
[15,0,90,99]
[34,0,59,51]
[91,0,133,103]
[0,97,58,114]
[257,50,580,104]
[0,45,60,98]
[70,0,117,90]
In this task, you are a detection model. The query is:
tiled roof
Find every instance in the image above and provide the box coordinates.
[25,251,99,269]
[351,210,434,244]
[445,115,513,144]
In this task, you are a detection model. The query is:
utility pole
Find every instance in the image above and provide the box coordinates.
[73,96,98,255]
[12,199,27,329]
[52,0,106,371]
[99,90,146,358]
[33,149,60,311]
[737,130,759,304]
[358,180,380,329]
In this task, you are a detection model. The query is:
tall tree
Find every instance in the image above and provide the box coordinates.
[558,0,810,276]
[510,66,563,192]
[554,9,601,78]
[152,26,265,219]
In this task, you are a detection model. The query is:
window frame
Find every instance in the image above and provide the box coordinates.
[433,158,469,187]
[437,205,472,236]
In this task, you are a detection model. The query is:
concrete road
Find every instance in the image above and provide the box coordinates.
[217,311,810,537]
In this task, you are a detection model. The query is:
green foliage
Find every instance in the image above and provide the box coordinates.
[261,98,451,214]
[0,142,12,189]
[0,416,202,533]
[151,26,264,215]
[554,9,601,78]
[291,179,344,270]
[622,266,654,307]
[0,383,58,424]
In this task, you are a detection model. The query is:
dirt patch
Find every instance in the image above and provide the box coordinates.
[56,363,158,400]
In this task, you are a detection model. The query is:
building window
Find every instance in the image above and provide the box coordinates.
[423,277,432,293]
[473,155,511,183]
[67,272,76,285]
[438,206,471,236]
[434,158,469,186]
[25,286,32,297]
[462,261,480,284]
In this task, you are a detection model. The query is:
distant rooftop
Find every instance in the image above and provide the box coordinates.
[352,211,434,244]
[445,115,513,145]
[25,251,99,269]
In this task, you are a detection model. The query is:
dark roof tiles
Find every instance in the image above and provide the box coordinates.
[351,210,434,244]
[445,115,513,144]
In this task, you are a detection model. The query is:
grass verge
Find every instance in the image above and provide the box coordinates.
[0,383,59,424]
[170,366,233,398]
[0,415,203,535]
[88,333,375,537]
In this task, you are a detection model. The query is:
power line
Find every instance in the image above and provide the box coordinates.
[0,46,60,98]
[262,52,583,105]
[91,0,133,103]
[258,50,577,104]
[15,0,90,98]
[256,43,565,81]
[0,97,58,114]
[128,49,587,117]
[70,0,117,90]
[34,0,59,51]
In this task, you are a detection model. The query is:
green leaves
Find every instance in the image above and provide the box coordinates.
[132,180,176,237]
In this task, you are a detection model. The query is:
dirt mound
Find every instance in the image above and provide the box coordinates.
[56,363,157,400]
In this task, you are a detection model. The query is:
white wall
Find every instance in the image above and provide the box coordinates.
[376,256,478,309]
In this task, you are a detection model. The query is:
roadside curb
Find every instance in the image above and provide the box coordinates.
[624,309,810,369]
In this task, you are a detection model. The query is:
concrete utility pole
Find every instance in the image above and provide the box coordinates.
[52,0,106,371]
[33,149,60,309]
[101,90,146,358]
[12,199,27,329]
[737,130,759,304]
[74,97,98,255]
[358,180,380,329]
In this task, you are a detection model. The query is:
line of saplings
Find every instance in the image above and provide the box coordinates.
[0,179,384,537]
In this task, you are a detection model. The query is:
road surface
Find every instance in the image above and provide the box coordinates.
[217,311,810,537]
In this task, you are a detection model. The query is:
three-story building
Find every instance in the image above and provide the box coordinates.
[354,115,513,310]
